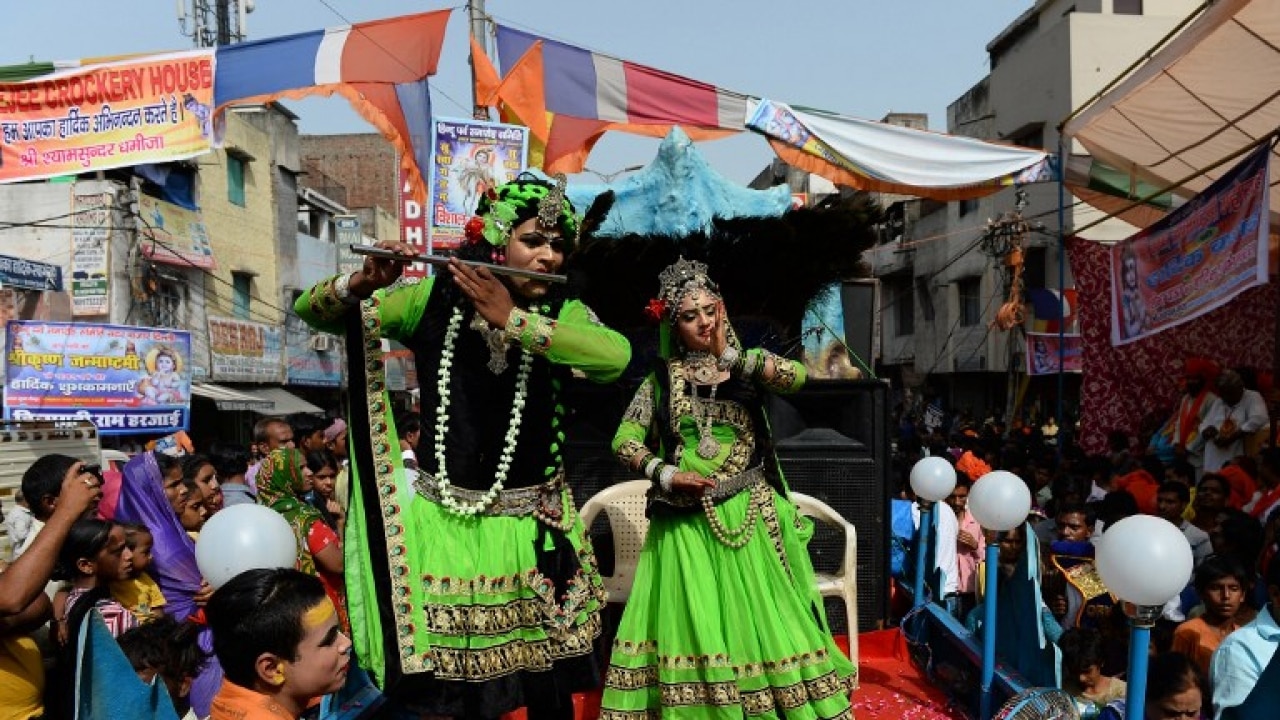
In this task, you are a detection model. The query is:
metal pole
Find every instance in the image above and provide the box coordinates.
[468,0,490,120]
[1055,137,1067,437]
[215,0,231,45]
[1125,620,1154,720]
[978,539,1001,720]
[913,503,933,608]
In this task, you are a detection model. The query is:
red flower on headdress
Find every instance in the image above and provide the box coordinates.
[485,187,499,201]
[643,298,667,323]
[464,216,485,244]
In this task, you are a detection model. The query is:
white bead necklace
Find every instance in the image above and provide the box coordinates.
[432,306,534,516]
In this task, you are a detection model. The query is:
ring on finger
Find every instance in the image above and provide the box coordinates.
[82,478,96,488]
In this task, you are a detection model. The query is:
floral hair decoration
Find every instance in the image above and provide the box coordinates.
[463,172,580,249]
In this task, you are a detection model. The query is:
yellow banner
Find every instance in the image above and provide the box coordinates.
[0,50,215,182]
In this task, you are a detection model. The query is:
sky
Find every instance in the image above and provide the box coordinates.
[0,0,1033,184]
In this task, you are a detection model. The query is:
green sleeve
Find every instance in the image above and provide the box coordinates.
[293,275,435,343]
[612,375,657,471]
[509,299,631,383]
[749,349,806,394]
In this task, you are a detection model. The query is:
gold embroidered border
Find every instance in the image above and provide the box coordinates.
[359,297,427,674]
[759,489,791,578]
[666,358,756,481]
[429,611,602,681]
[621,377,655,427]
[761,352,800,391]
[308,275,348,320]
[604,669,850,716]
[1062,561,1109,602]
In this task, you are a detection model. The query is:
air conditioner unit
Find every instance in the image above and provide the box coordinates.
[308,334,334,353]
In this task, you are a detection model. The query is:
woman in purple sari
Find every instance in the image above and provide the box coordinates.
[115,451,224,717]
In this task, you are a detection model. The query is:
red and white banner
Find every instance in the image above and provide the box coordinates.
[1026,333,1082,376]
[1110,143,1270,346]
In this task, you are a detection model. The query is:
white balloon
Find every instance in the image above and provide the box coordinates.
[910,457,957,502]
[1096,515,1194,606]
[969,470,1033,532]
[196,504,299,589]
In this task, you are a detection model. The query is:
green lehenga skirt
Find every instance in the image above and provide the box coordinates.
[600,485,856,720]
[345,470,606,716]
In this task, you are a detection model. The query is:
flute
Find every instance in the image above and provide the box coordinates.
[349,245,568,285]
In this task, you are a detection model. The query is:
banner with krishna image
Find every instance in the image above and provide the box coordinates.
[3,320,191,434]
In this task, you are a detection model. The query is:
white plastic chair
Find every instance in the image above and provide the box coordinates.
[579,480,652,604]
[790,491,860,677]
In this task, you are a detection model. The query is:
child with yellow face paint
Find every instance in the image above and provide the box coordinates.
[205,569,352,720]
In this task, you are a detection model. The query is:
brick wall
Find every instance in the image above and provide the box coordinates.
[299,133,398,215]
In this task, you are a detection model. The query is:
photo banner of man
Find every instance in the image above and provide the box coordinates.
[427,117,529,253]
[0,50,216,183]
[1110,143,1270,346]
[1026,332,1082,375]
[3,320,192,435]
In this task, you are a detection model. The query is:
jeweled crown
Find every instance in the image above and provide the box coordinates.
[657,257,717,320]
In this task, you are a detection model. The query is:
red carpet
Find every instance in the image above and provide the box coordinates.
[504,629,963,720]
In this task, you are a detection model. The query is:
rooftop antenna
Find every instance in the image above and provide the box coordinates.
[179,0,254,47]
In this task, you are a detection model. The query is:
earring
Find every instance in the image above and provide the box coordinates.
[490,250,506,264]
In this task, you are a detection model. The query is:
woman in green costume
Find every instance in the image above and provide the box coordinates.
[293,174,629,719]
[601,258,856,720]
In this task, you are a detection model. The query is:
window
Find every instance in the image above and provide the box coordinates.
[1114,0,1142,14]
[227,155,246,207]
[958,198,980,217]
[895,280,915,336]
[232,272,251,319]
[958,277,982,326]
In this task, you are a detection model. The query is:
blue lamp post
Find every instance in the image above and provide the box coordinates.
[1095,515,1194,720]
[967,470,1032,720]
[909,457,956,608]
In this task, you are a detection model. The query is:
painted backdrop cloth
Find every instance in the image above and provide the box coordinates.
[1068,236,1277,455]
[115,452,224,717]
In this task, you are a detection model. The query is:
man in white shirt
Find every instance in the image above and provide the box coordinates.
[1201,369,1270,473]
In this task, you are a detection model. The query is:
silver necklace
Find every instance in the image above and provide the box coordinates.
[692,381,720,459]
[685,351,720,385]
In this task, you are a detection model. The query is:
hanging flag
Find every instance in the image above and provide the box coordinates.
[477,25,743,173]
[214,9,451,201]
[746,98,1051,201]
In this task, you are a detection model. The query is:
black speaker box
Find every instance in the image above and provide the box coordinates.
[768,380,891,634]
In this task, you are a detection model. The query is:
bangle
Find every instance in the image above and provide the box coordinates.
[658,465,677,492]
[642,456,663,480]
[717,346,739,372]
[334,272,358,303]
[737,350,762,379]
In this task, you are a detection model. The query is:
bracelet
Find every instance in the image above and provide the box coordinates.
[334,272,358,303]
[717,346,739,372]
[658,465,677,493]
[642,456,663,480]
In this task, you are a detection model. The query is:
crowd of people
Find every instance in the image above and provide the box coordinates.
[0,173,859,720]
[895,357,1280,720]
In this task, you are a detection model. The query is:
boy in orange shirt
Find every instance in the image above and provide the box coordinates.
[205,569,351,720]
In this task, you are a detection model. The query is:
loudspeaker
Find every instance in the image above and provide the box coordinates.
[768,380,891,633]
[839,280,879,371]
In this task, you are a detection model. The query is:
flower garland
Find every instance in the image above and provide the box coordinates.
[432,306,534,516]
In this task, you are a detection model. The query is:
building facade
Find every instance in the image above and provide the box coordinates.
[869,0,1201,425]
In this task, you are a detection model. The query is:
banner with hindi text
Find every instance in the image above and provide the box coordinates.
[1110,143,1270,346]
[139,193,214,269]
[0,50,215,183]
[3,321,191,435]
[208,316,283,384]
[428,118,529,253]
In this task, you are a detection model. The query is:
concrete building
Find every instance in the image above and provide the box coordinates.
[299,133,401,243]
[868,0,1201,423]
